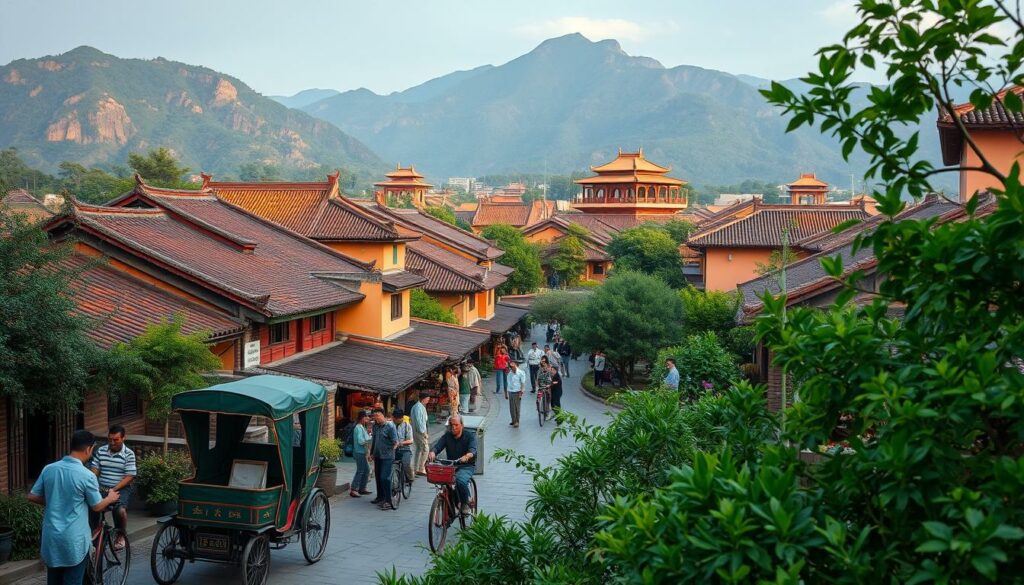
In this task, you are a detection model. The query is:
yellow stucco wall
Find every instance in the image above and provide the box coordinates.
[703,248,809,292]
[328,242,406,271]
[961,130,1024,202]
[336,282,409,338]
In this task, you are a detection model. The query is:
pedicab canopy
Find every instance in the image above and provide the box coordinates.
[172,375,326,530]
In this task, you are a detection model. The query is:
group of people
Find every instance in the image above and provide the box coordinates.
[27,426,136,585]
[494,342,565,427]
[443,361,482,416]
[348,393,477,515]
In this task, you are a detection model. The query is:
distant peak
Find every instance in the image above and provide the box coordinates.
[62,45,110,59]
[535,33,593,50]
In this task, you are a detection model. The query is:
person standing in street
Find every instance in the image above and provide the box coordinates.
[27,430,121,585]
[663,358,680,391]
[467,361,482,413]
[350,411,372,497]
[544,344,562,377]
[594,350,606,387]
[557,337,572,377]
[369,408,398,510]
[393,407,414,485]
[506,360,527,428]
[493,347,510,395]
[548,361,564,422]
[89,424,135,550]
[458,364,472,414]
[526,342,544,393]
[445,367,460,416]
[410,392,431,477]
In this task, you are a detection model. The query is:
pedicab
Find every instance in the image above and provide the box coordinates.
[149,375,332,585]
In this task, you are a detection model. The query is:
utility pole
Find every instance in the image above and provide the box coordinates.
[779,225,791,435]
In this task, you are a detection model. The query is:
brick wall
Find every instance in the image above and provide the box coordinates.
[322,389,335,439]
[0,398,8,494]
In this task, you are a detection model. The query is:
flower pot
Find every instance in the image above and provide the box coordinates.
[315,466,338,496]
[148,500,178,517]
[0,526,14,564]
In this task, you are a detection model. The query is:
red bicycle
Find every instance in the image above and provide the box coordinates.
[425,459,478,553]
[84,508,130,585]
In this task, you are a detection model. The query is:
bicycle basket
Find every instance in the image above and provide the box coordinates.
[425,463,456,485]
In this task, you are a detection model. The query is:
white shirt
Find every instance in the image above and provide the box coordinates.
[527,348,544,365]
[507,367,528,393]
[545,349,562,367]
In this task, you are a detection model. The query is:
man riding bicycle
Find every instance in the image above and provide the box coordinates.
[536,357,553,419]
[427,414,476,515]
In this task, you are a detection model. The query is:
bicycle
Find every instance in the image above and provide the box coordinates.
[425,459,478,553]
[388,456,412,510]
[84,508,131,585]
[536,387,550,427]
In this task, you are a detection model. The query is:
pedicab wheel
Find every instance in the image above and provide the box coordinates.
[389,464,403,510]
[241,534,270,585]
[459,479,479,530]
[301,489,331,563]
[103,528,131,585]
[401,466,413,500]
[427,493,449,553]
[150,524,185,585]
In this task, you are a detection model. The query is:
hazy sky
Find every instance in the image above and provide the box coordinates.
[0,0,865,96]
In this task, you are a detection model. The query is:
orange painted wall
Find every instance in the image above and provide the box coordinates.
[586,262,609,281]
[961,130,1024,201]
[703,248,809,291]
[436,293,472,326]
[524,226,564,244]
[327,242,405,271]
[210,340,237,371]
[336,282,409,339]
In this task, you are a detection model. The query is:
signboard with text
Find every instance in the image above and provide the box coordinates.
[243,341,261,369]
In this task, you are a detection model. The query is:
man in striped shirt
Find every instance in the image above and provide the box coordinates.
[89,425,136,548]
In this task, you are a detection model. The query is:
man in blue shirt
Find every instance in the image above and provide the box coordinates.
[505,360,528,428]
[28,430,121,585]
[369,408,398,510]
[663,358,680,390]
[410,391,431,476]
[427,414,477,515]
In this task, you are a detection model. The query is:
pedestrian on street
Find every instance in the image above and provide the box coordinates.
[369,408,398,510]
[594,350,606,387]
[445,367,460,416]
[544,344,562,376]
[506,360,527,427]
[410,392,431,476]
[350,411,372,497]
[493,347,510,395]
[663,358,680,391]
[548,361,563,422]
[27,430,121,585]
[88,424,135,550]
[467,361,482,413]
[536,356,553,417]
[458,364,472,414]
[393,408,414,485]
[557,338,572,377]
[526,342,544,393]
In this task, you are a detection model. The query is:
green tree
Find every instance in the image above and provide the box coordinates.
[528,290,585,325]
[58,162,132,204]
[650,331,740,398]
[0,203,98,413]
[548,225,588,287]
[656,218,697,244]
[238,162,282,182]
[109,315,221,453]
[0,148,60,196]
[409,288,457,324]
[561,271,683,381]
[678,285,739,336]
[127,147,191,186]
[481,224,544,295]
[606,224,685,287]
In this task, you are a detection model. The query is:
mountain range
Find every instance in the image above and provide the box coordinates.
[293,33,946,188]
[0,46,385,180]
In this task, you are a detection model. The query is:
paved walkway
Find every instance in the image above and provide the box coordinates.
[14,326,613,585]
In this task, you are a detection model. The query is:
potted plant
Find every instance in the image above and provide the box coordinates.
[315,437,341,496]
[136,450,193,516]
[0,525,13,565]
[0,492,42,564]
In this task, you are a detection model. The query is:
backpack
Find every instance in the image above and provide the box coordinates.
[341,422,355,457]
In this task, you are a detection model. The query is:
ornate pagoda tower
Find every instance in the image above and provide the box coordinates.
[374,165,433,208]
[573,149,687,216]
[786,173,829,205]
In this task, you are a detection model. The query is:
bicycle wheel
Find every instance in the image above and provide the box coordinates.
[427,493,449,553]
[241,534,270,585]
[389,464,402,510]
[84,555,97,585]
[401,463,413,500]
[301,489,331,564]
[459,478,479,530]
[102,528,131,585]
[150,523,185,585]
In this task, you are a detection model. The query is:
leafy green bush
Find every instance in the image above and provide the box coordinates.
[651,331,739,398]
[409,289,458,324]
[679,286,740,336]
[136,451,193,504]
[0,493,43,560]
[319,437,341,469]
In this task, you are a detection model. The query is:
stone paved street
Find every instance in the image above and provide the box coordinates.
[16,327,612,585]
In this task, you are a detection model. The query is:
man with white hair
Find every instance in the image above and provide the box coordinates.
[427,414,477,515]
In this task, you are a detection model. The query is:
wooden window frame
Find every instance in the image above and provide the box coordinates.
[390,294,403,321]
[269,322,290,345]
[309,313,327,333]
[108,389,140,421]
[468,293,476,311]
[593,263,605,275]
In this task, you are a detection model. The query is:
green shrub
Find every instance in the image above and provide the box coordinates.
[319,437,341,469]
[679,286,740,335]
[136,451,192,504]
[651,331,739,398]
[0,493,43,560]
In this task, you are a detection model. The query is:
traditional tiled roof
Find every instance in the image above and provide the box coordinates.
[406,241,507,293]
[396,319,490,361]
[686,201,870,249]
[577,149,686,187]
[474,302,530,335]
[208,174,409,243]
[938,87,1024,164]
[381,270,429,292]
[54,181,371,318]
[472,201,530,227]
[375,165,433,189]
[3,189,53,221]
[787,173,829,188]
[455,209,476,225]
[263,338,446,395]
[364,203,504,261]
[65,254,245,348]
[736,195,963,318]
[590,149,672,173]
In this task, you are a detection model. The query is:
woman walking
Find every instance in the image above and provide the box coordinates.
[350,411,372,497]
[494,346,510,395]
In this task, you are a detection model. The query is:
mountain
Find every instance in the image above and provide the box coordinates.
[0,47,386,179]
[301,34,944,187]
[269,88,341,109]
